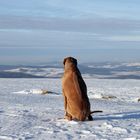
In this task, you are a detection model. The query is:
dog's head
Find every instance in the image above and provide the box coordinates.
[63,57,77,66]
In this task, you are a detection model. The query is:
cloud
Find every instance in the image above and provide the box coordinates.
[0,15,140,35]
[0,0,140,64]
[0,0,140,19]
[102,35,140,42]
[0,15,140,50]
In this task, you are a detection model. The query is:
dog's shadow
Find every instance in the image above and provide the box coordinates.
[94,111,140,121]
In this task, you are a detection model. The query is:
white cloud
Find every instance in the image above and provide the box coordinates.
[0,16,140,34]
[102,35,140,42]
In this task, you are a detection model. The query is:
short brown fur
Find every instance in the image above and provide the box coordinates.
[62,57,94,121]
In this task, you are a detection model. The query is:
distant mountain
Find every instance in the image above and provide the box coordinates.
[0,62,140,79]
[0,65,63,78]
[0,71,44,78]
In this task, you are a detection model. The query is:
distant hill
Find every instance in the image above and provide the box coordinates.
[0,62,140,79]
[0,71,44,78]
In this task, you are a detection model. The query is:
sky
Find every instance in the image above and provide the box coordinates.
[0,0,140,64]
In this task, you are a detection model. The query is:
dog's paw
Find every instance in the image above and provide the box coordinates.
[64,115,72,121]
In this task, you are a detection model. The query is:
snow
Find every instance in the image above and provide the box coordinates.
[0,78,140,140]
[113,71,140,76]
[123,63,140,67]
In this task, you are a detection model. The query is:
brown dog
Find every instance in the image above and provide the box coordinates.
[62,57,102,121]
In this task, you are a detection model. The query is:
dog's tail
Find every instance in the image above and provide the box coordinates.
[90,110,103,114]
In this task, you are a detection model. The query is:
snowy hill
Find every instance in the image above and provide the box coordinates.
[0,62,140,79]
[0,65,63,78]
[0,78,140,140]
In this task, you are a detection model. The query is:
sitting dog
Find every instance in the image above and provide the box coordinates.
[62,57,102,121]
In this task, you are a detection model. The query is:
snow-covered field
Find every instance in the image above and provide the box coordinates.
[0,78,140,140]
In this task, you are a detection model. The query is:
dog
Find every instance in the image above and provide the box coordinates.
[62,57,102,121]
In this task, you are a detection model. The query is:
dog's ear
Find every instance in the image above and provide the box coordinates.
[63,58,67,65]
[72,58,77,66]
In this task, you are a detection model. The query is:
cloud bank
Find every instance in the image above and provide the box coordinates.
[0,0,140,64]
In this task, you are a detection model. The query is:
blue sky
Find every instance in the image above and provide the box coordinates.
[0,0,140,64]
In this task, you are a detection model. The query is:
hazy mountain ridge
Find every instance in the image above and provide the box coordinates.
[0,62,140,79]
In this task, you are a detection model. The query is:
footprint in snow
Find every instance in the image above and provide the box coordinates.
[41,119,52,122]
[0,110,4,113]
[101,122,128,133]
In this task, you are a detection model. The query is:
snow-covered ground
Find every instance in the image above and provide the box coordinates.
[0,78,140,140]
